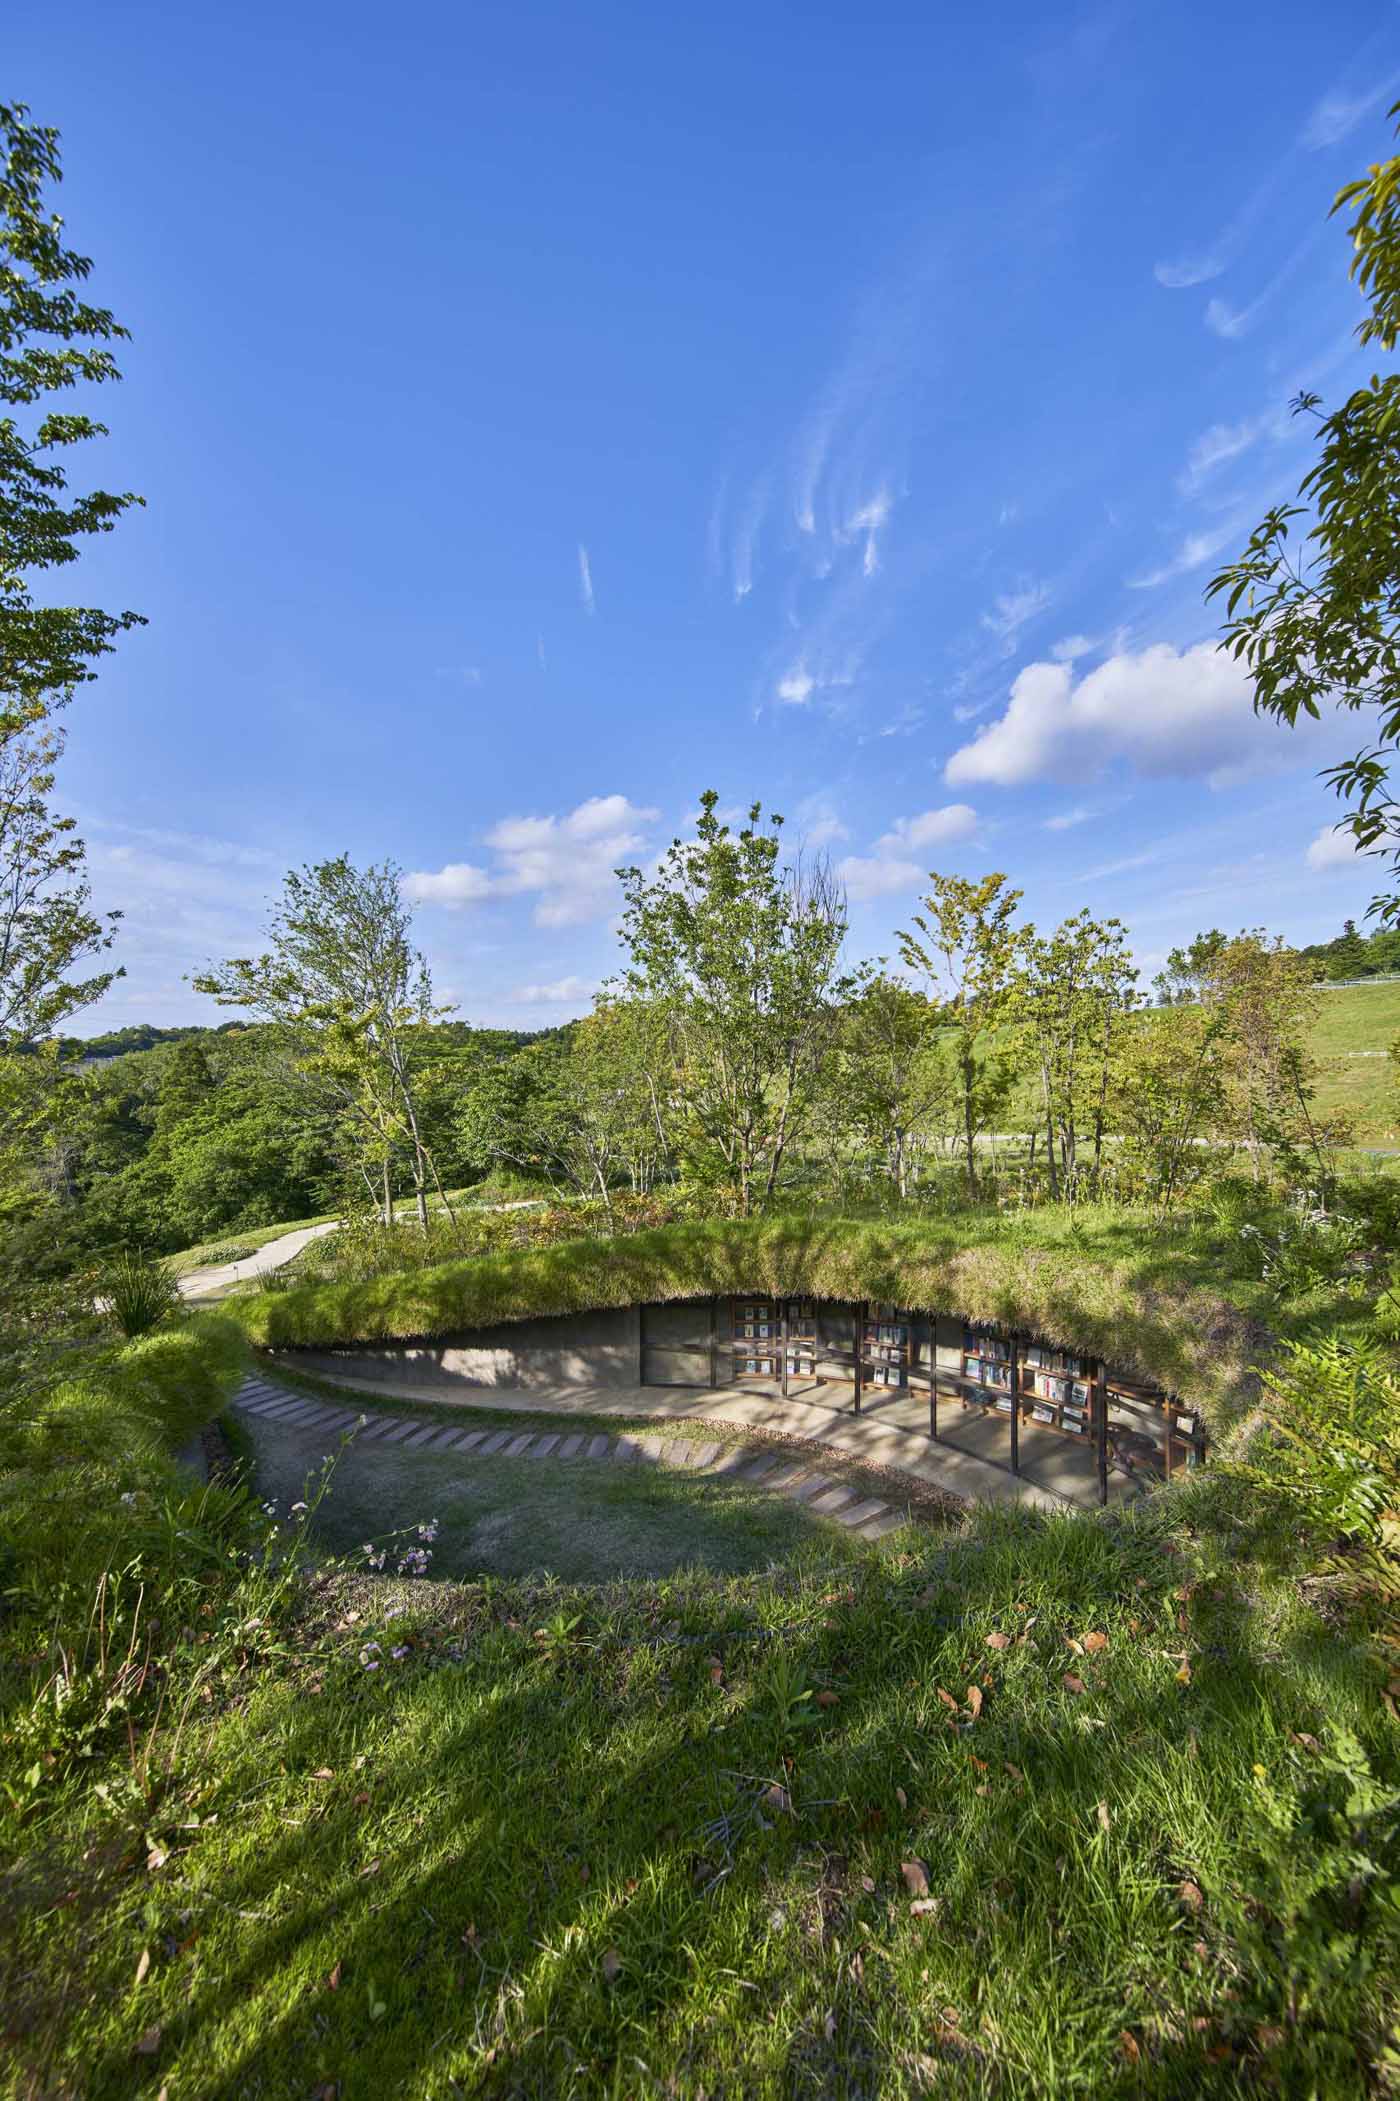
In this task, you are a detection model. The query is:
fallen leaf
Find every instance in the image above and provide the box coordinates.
[815,1690,839,1709]
[1065,1637,1085,1656]
[133,1948,151,1990]
[1062,1674,1086,1696]
[134,2025,162,2057]
[707,1656,724,1686]
[1096,1801,1111,1833]
[1256,2025,1285,2050]
[860,1874,876,1893]
[1289,1731,1321,1753]
[936,1688,958,1712]
[1117,2031,1140,2065]
[965,1685,983,1721]
[312,1767,336,1780]
[763,1783,792,1815]
[601,1947,622,1982]
[1175,1661,1192,1686]
[1004,1763,1024,1782]
[910,1897,939,1916]
[327,1961,342,1992]
[824,2010,836,2041]
[895,1786,908,1810]
[145,1847,168,1873]
[985,1632,1011,1651]
[359,1858,381,1878]
[1177,1880,1204,1912]
[579,1864,590,1885]
[1083,1632,1109,1654]
[901,1859,930,1898]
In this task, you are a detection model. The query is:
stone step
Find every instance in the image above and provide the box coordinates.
[448,1429,489,1453]
[381,1420,423,1444]
[528,1435,560,1458]
[586,1435,612,1459]
[556,1434,584,1458]
[835,1497,888,1529]
[477,1431,514,1456]
[502,1433,535,1457]
[810,1485,857,1515]
[612,1437,644,1463]
[860,1509,909,1540]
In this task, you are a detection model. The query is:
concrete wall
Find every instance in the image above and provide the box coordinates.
[282,1304,641,1392]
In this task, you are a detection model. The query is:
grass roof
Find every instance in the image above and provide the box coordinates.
[232,1215,1267,1431]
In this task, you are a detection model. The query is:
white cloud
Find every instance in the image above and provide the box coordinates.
[511,975,598,1007]
[838,804,978,901]
[401,862,493,909]
[1302,77,1400,150]
[1044,806,1091,831]
[846,489,892,577]
[732,474,770,601]
[1050,633,1104,664]
[776,663,816,706]
[1154,254,1224,290]
[1180,418,1263,493]
[486,793,656,926]
[945,640,1308,791]
[981,578,1052,644]
[1305,822,1363,871]
[1128,524,1236,591]
[792,795,850,849]
[578,542,595,615]
[1205,296,1252,341]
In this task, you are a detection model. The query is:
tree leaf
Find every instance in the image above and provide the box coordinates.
[901,1859,931,1897]
[1082,1631,1109,1654]
[984,1632,1011,1651]
[1062,1674,1086,1696]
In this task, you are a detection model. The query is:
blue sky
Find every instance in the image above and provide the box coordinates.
[12,0,1399,1028]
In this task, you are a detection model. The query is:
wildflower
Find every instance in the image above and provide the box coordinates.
[417,1520,439,1544]
[290,1501,308,1519]
[391,1645,409,1661]
[359,1643,381,1670]
[120,1491,137,1507]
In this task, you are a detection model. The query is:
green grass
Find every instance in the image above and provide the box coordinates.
[5,1470,1396,2097]
[1308,980,1400,1145]
[245,1408,895,1582]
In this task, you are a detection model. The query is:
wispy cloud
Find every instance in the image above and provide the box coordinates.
[1044,806,1092,831]
[1205,296,1252,341]
[981,577,1052,643]
[1127,524,1236,591]
[845,489,893,577]
[577,542,595,615]
[1179,417,1265,492]
[1302,75,1400,150]
[1154,254,1225,291]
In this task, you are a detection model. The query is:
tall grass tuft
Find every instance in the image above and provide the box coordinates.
[101,1249,183,1337]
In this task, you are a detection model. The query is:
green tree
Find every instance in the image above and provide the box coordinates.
[1208,107,1400,920]
[616,793,849,1213]
[2,101,143,720]
[831,969,951,1198]
[195,858,452,1228]
[1013,911,1137,1199]
[897,871,1021,1195]
[1109,1002,1229,1213]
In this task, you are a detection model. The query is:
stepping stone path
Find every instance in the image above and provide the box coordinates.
[230,1375,907,1545]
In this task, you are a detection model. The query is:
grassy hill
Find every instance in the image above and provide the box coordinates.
[1307,980,1400,1146]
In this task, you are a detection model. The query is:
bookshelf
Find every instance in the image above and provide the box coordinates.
[1017,1341,1095,1441]
[860,1302,910,1394]
[729,1296,781,1381]
[1103,1369,1205,1480]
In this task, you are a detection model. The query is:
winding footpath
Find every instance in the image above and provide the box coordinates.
[230,1373,911,1542]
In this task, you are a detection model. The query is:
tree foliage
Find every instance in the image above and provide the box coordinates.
[1209,107,1400,919]
[617,793,849,1213]
[897,871,1020,1193]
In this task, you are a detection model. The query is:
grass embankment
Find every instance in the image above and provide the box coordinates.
[1308,979,1400,1145]
[233,1210,1273,1434]
[6,1468,1397,2097]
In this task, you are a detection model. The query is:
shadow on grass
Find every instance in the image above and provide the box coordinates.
[69,1477,1396,2101]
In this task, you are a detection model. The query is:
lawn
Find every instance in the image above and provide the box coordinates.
[240,1405,895,1583]
[1308,980,1400,1145]
[7,1470,1395,2099]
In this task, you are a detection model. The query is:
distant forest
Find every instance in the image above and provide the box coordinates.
[1296,921,1400,981]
